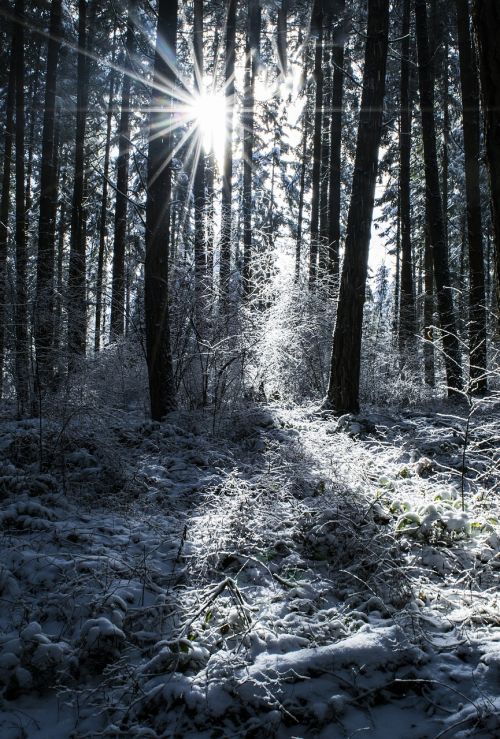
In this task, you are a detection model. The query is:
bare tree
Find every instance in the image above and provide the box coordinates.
[219,0,236,304]
[415,0,462,394]
[34,0,62,387]
[14,0,30,413]
[110,0,135,340]
[472,0,500,322]
[455,0,487,391]
[144,0,178,420]
[325,0,390,413]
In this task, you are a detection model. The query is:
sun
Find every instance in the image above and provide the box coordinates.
[189,88,226,162]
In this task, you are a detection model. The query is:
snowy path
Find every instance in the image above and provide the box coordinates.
[0,404,499,738]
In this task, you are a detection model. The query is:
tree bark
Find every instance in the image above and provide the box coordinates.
[0,35,16,398]
[471,0,500,325]
[34,0,62,388]
[318,35,330,278]
[193,0,206,298]
[110,0,135,340]
[295,105,309,283]
[144,0,178,420]
[455,0,487,391]
[325,0,389,414]
[219,0,236,304]
[95,52,116,352]
[14,0,30,414]
[415,0,462,394]
[242,0,261,295]
[67,0,92,361]
[327,0,346,281]
[398,0,417,349]
[309,1,323,288]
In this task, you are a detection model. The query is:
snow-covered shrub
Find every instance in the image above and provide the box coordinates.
[250,274,335,402]
[0,623,74,699]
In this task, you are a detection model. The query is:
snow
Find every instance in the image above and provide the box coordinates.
[0,400,499,737]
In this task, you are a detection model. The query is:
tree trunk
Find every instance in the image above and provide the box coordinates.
[67,0,92,361]
[25,39,43,232]
[277,0,287,78]
[34,0,62,388]
[14,0,30,414]
[0,35,16,398]
[309,2,323,288]
[242,0,260,296]
[455,0,487,391]
[110,0,135,340]
[193,0,206,298]
[318,35,331,278]
[95,52,116,353]
[398,0,417,350]
[206,149,215,288]
[144,0,178,420]
[219,0,236,304]
[295,105,309,283]
[471,0,500,325]
[325,0,389,414]
[415,0,462,394]
[327,0,346,281]
[423,225,435,386]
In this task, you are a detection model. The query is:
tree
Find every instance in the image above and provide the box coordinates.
[144,0,178,420]
[308,0,324,288]
[67,0,92,361]
[110,0,135,340]
[0,35,16,398]
[34,0,62,387]
[242,0,261,295]
[325,0,390,413]
[415,0,462,394]
[219,0,236,303]
[472,0,500,320]
[327,0,346,281]
[193,0,206,298]
[398,0,417,350]
[14,0,30,413]
[95,47,116,352]
[455,0,487,391]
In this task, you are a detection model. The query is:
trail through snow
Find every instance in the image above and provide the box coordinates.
[0,402,499,738]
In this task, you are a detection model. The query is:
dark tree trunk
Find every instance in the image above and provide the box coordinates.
[318,35,331,278]
[67,0,92,361]
[0,36,16,398]
[193,0,206,298]
[309,2,323,288]
[206,149,215,288]
[472,0,500,325]
[95,54,116,353]
[54,170,66,363]
[455,0,487,391]
[325,0,389,413]
[144,0,178,420]
[277,0,287,77]
[295,106,309,283]
[34,0,62,387]
[415,0,462,394]
[25,39,43,233]
[327,0,346,281]
[14,0,30,414]
[219,0,236,304]
[110,0,135,340]
[242,0,261,295]
[398,0,417,349]
[423,227,435,386]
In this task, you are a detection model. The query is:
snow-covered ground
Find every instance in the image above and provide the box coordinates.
[0,400,499,738]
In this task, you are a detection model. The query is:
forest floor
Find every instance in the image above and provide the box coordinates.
[0,397,499,738]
